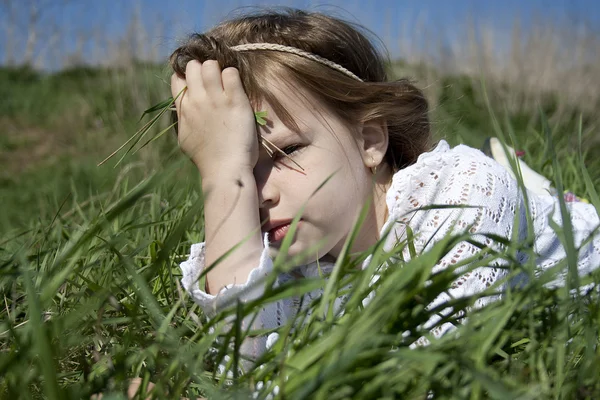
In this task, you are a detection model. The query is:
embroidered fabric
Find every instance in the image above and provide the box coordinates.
[180,140,600,354]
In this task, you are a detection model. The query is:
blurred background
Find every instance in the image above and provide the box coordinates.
[1,0,599,232]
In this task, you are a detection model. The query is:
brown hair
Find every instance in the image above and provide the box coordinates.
[169,8,431,170]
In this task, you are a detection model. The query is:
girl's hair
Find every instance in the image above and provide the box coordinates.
[170,8,431,170]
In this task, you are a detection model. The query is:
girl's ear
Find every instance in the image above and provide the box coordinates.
[357,119,389,169]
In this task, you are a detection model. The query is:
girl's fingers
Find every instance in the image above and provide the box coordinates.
[201,60,224,96]
[221,67,246,100]
[184,60,204,96]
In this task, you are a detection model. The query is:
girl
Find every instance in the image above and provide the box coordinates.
[171,9,600,361]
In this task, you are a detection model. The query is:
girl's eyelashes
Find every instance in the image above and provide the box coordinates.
[271,144,304,161]
[282,144,302,156]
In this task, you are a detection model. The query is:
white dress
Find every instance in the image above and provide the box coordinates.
[180,140,600,358]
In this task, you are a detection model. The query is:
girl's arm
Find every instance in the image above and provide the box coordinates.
[171,60,264,295]
[200,169,264,294]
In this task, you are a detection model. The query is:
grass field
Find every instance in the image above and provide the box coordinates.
[1,56,600,399]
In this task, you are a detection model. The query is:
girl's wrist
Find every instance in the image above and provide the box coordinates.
[200,167,256,191]
[196,159,254,179]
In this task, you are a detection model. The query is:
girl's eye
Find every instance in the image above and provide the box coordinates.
[282,144,301,156]
[271,144,305,165]
[272,144,303,160]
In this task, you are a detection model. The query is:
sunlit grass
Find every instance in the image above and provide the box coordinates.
[1,52,600,399]
[1,97,600,398]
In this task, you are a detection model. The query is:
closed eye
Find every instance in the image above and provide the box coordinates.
[272,144,304,161]
[282,144,301,156]
[273,144,306,171]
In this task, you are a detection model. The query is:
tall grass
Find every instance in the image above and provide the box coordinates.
[1,110,599,398]
[0,63,174,231]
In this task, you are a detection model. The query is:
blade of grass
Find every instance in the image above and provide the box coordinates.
[21,255,61,399]
[98,87,185,167]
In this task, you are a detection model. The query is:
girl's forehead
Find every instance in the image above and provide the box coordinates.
[262,81,317,112]
[257,81,336,135]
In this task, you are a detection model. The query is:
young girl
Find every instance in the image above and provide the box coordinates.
[171,9,600,362]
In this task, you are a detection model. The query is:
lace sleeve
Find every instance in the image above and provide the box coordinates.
[180,238,275,318]
[527,194,600,288]
[179,237,283,361]
[387,143,600,343]
[386,144,527,340]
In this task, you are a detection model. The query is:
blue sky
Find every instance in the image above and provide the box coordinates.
[2,0,599,67]
[103,0,600,48]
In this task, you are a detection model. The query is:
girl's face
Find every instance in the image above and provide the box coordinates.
[254,83,390,263]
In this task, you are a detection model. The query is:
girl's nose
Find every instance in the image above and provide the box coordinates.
[254,160,280,208]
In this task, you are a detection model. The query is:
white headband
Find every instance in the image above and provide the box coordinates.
[230,43,363,82]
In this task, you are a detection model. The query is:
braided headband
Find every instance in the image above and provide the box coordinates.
[230,43,363,82]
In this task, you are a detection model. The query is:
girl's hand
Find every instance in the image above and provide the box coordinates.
[171,60,259,177]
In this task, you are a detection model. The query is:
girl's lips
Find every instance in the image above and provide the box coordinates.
[268,221,301,243]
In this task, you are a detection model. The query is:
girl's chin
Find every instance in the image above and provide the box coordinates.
[267,242,301,259]
[267,239,334,266]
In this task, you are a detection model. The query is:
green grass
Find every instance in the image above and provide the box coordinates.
[1,63,600,399]
[0,64,173,231]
